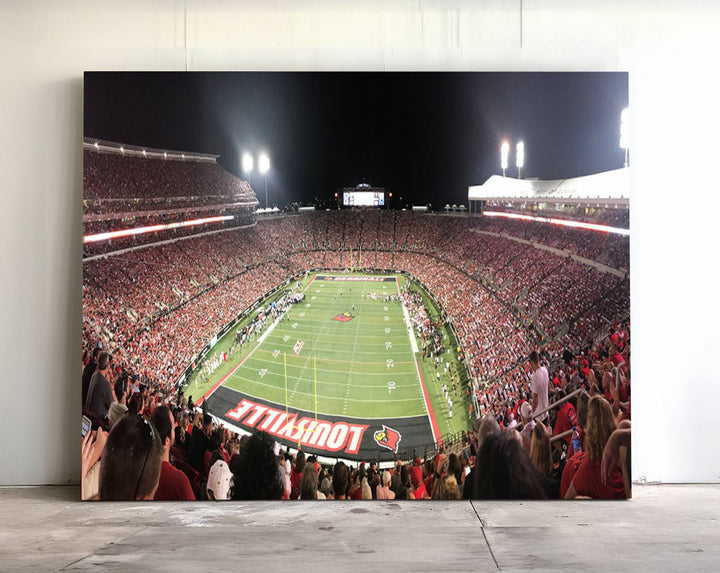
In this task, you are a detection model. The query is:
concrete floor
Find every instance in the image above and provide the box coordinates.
[1,485,718,572]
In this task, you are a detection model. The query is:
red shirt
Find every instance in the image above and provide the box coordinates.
[154,461,196,501]
[619,383,630,403]
[571,458,626,499]
[554,402,577,448]
[560,452,585,498]
[290,467,303,500]
[412,481,429,499]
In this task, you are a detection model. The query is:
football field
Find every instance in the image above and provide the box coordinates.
[193,272,467,461]
[225,274,427,419]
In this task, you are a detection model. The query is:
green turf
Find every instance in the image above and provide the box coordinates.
[186,272,470,438]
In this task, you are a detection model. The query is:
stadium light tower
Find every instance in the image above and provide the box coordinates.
[259,153,270,209]
[619,108,629,167]
[242,152,254,173]
[501,141,509,177]
[516,141,525,179]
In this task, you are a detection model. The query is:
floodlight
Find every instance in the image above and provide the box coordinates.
[242,153,254,172]
[259,153,270,174]
[516,142,525,168]
[500,141,509,174]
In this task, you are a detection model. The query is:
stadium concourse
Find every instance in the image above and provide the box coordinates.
[81,142,631,501]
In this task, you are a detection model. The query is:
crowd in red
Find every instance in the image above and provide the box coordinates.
[84,209,628,405]
[82,149,258,257]
[82,187,630,501]
[83,149,254,201]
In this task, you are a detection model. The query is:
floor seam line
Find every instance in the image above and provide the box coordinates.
[470,501,500,570]
[53,525,150,572]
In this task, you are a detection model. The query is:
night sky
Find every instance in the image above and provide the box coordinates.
[84,72,628,209]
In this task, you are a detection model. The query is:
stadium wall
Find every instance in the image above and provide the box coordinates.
[1,1,719,485]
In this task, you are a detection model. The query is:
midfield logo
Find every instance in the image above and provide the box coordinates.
[332,312,354,322]
[373,424,402,453]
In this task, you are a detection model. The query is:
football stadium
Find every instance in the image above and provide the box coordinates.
[81,73,630,501]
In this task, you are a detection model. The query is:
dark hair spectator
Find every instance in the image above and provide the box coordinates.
[300,464,320,500]
[100,415,163,500]
[332,462,350,500]
[230,432,284,500]
[473,431,547,500]
[290,450,306,500]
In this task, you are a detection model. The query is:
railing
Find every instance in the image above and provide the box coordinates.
[395,430,468,465]
[531,387,583,423]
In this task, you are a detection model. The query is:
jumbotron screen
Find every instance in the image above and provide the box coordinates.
[343,191,385,207]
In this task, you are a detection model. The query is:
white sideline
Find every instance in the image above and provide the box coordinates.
[401,300,419,354]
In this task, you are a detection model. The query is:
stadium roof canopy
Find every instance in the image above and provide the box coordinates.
[468,167,629,206]
[82,137,218,163]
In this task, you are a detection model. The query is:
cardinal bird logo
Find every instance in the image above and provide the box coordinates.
[373,425,402,453]
[332,312,354,322]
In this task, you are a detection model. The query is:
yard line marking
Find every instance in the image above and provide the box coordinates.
[213,383,426,419]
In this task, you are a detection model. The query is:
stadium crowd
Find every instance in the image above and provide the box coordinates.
[84,148,254,201]
[83,335,630,500]
[82,152,630,500]
[83,147,258,257]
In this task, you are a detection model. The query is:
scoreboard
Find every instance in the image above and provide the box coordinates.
[340,183,386,207]
[343,190,385,207]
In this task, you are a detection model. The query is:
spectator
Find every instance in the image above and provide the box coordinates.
[206,459,233,500]
[394,465,411,500]
[332,462,350,500]
[441,475,461,500]
[361,473,373,500]
[229,432,284,500]
[81,426,107,501]
[530,422,561,499]
[473,431,547,500]
[187,414,214,473]
[151,405,195,501]
[82,346,100,407]
[99,414,163,500]
[376,470,395,500]
[320,473,334,500]
[552,388,578,456]
[448,453,463,492]
[601,421,632,498]
[410,464,429,499]
[108,377,131,428]
[86,351,114,421]
[564,396,625,499]
[300,463,321,500]
[290,450,306,500]
[518,402,536,454]
[348,469,363,500]
[278,454,291,500]
[529,351,549,424]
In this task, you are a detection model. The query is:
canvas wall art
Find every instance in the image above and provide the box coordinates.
[81,72,630,501]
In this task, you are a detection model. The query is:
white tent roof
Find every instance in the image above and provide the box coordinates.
[468,167,629,206]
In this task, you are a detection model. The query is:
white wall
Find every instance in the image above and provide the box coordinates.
[1,0,718,485]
